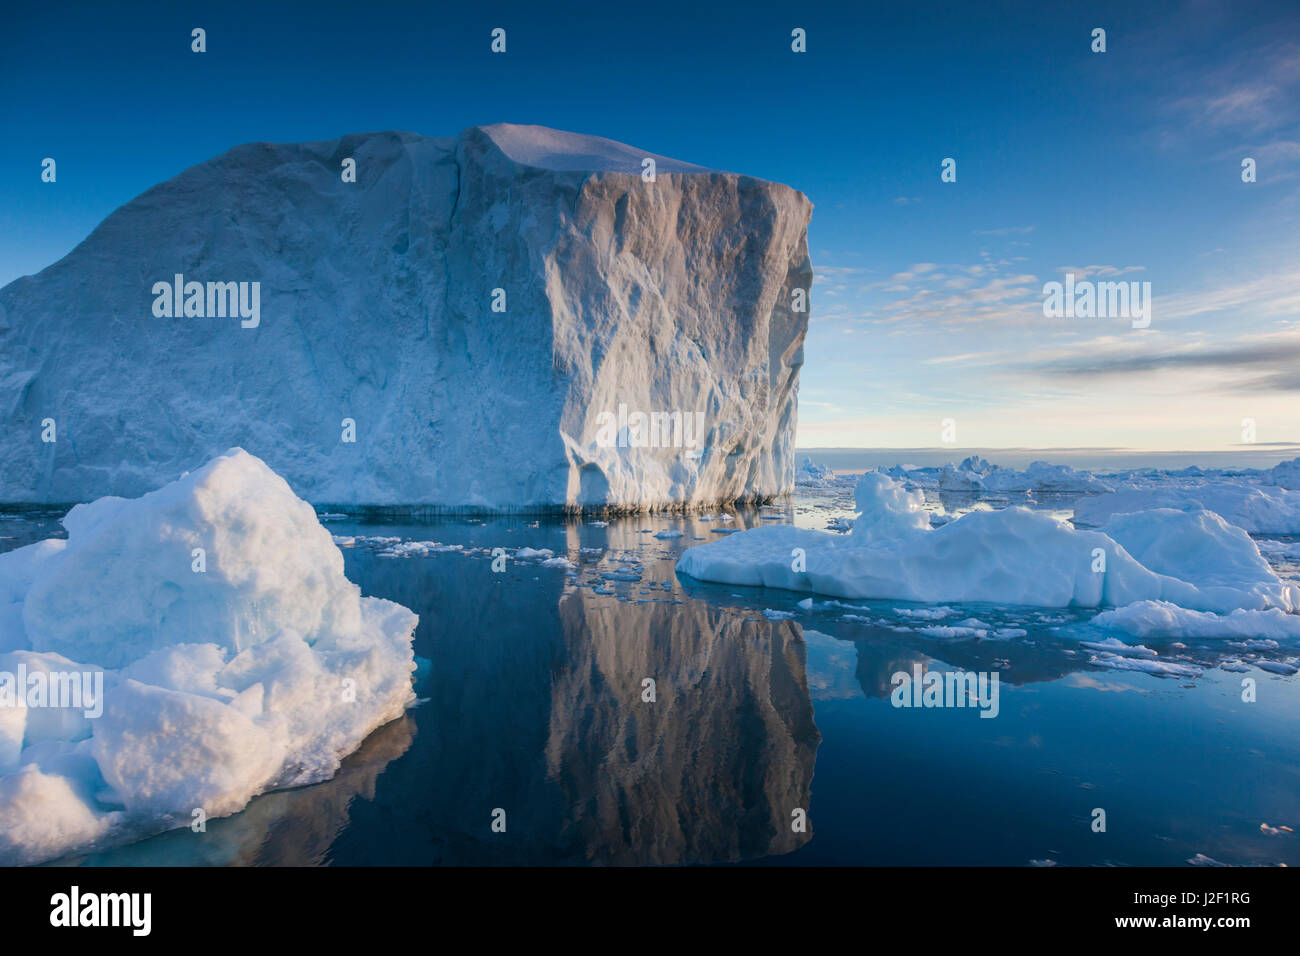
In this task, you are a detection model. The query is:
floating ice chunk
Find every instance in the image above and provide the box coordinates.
[21,449,379,669]
[1255,660,1299,675]
[0,449,418,865]
[514,547,555,560]
[762,609,796,620]
[1088,655,1201,678]
[676,472,1299,612]
[1080,638,1158,659]
[795,458,835,486]
[1089,601,1300,641]
[918,625,988,640]
[377,540,463,557]
[653,530,684,539]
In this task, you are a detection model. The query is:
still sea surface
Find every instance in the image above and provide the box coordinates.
[3,461,1298,867]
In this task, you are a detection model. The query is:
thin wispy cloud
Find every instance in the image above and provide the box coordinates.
[974,225,1034,236]
[1167,41,1300,135]
[1021,331,1300,392]
[1055,265,1146,280]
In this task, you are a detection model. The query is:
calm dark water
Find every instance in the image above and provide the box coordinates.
[4,503,1298,867]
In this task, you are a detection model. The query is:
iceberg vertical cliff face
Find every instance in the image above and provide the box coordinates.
[0,124,813,511]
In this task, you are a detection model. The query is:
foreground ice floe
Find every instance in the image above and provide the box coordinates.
[0,449,418,865]
[677,472,1300,615]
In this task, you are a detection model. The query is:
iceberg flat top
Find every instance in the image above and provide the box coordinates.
[477,122,716,175]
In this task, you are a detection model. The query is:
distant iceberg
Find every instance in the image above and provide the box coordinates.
[0,449,418,864]
[794,457,836,486]
[938,458,1113,495]
[676,471,1299,615]
[1072,482,1300,534]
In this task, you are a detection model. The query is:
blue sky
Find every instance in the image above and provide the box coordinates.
[3,0,1298,451]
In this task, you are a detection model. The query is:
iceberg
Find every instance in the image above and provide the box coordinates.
[0,124,813,513]
[0,449,418,865]
[675,472,1300,613]
[1072,482,1300,534]
[938,458,1113,495]
[794,457,835,486]
[1266,456,1300,490]
[1088,601,1300,642]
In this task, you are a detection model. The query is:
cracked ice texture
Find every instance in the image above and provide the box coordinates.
[0,124,813,511]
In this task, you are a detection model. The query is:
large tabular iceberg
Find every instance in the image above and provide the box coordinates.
[675,471,1300,614]
[0,449,418,865]
[0,124,812,513]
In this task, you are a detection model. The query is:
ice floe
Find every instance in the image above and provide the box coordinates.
[678,472,1299,615]
[0,449,418,865]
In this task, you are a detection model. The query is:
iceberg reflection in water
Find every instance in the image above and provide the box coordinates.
[22,501,1299,868]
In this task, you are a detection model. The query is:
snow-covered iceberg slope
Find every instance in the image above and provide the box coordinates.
[0,124,812,513]
[0,449,418,865]
[676,472,1300,614]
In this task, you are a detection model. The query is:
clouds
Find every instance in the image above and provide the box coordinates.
[848,258,1046,329]
[1024,332,1300,393]
[1159,38,1300,189]
[973,225,1034,237]
[1054,265,1146,281]
[1167,41,1300,136]
[1157,269,1300,322]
